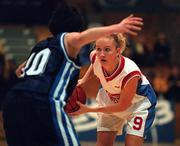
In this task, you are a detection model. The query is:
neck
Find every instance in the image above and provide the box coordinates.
[104,57,120,76]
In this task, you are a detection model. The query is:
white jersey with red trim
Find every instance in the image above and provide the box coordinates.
[91,50,156,114]
[91,51,157,135]
[92,53,150,104]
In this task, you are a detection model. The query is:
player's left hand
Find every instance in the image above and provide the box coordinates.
[68,101,93,116]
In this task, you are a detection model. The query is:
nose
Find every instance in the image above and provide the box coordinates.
[100,50,105,57]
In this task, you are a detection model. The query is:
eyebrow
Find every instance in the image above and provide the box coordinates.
[96,45,111,48]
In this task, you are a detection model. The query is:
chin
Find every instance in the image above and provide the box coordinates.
[100,61,106,65]
[101,63,108,68]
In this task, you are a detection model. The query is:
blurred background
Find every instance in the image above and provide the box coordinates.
[0,0,180,146]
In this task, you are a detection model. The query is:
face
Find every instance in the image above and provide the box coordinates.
[95,37,121,71]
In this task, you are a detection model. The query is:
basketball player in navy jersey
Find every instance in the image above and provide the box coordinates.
[2,3,143,146]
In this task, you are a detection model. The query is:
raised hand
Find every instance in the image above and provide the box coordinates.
[117,14,143,36]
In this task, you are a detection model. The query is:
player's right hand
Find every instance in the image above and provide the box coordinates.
[16,61,26,77]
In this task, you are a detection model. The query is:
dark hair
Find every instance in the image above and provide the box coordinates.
[48,4,86,35]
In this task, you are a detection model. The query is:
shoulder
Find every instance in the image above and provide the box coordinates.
[55,32,67,42]
[123,56,141,72]
[63,32,86,58]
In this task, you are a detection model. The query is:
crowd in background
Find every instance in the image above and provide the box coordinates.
[0,42,16,111]
[124,32,180,102]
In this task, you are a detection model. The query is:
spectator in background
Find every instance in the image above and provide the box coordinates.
[154,32,171,65]
[5,54,17,86]
[141,43,156,67]
[0,43,9,110]
[0,53,5,141]
[0,43,5,78]
[0,44,17,110]
[167,64,180,102]
[132,35,156,67]
[0,43,17,142]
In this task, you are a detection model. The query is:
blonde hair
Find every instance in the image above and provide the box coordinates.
[91,33,126,53]
[108,33,126,53]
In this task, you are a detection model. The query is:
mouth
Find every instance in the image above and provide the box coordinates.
[100,59,107,63]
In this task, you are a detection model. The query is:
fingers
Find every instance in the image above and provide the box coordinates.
[127,14,134,18]
[68,112,79,117]
[16,61,26,77]
[125,29,138,36]
[126,24,142,31]
[130,17,143,22]
[125,14,143,22]
[124,23,142,36]
[127,18,143,27]
[76,101,83,106]
[67,102,84,116]
[129,20,143,27]
[77,79,82,86]
[125,15,143,25]
[16,67,23,77]
[122,15,143,36]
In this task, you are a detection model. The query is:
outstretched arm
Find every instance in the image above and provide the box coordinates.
[65,14,143,58]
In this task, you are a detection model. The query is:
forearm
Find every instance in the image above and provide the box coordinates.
[90,102,132,114]
[78,25,118,46]
[66,15,143,58]
[92,77,139,114]
[78,64,94,85]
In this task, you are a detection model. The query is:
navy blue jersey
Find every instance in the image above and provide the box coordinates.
[4,33,82,146]
[13,33,81,101]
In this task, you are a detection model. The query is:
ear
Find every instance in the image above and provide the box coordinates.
[116,47,122,54]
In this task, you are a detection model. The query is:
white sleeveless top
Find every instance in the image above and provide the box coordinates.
[91,51,153,104]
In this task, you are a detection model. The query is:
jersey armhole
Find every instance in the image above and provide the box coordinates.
[121,71,141,89]
[59,33,81,69]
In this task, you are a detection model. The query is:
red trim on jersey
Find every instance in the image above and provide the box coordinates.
[121,71,141,89]
[102,67,108,77]
[106,91,120,103]
[107,92,120,97]
[105,56,125,81]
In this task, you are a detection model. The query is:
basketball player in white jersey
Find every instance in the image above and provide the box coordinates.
[73,34,157,146]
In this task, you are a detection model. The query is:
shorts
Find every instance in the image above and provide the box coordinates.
[96,88,156,137]
[3,90,80,146]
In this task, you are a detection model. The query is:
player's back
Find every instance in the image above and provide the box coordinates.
[3,33,82,146]
[12,33,81,101]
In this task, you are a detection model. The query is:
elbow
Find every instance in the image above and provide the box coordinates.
[74,33,86,47]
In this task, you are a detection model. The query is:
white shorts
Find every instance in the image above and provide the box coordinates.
[96,88,156,137]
